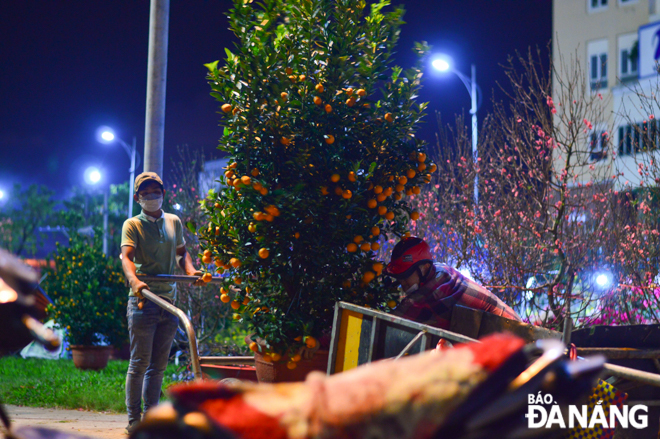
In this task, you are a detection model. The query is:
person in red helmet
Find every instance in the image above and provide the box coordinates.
[385,237,520,330]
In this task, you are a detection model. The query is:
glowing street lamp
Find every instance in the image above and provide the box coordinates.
[596,273,611,288]
[432,55,481,205]
[96,125,138,219]
[84,166,102,186]
[432,58,450,72]
[89,169,101,184]
[101,130,115,142]
[0,190,4,200]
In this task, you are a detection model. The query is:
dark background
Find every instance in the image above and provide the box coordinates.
[0,0,552,197]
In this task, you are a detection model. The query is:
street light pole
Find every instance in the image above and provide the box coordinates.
[434,61,480,206]
[128,137,136,218]
[470,64,478,206]
[97,128,139,219]
[113,136,137,220]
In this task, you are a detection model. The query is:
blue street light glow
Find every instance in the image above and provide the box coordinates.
[84,166,102,185]
[96,126,115,144]
[596,274,609,287]
[90,170,101,183]
[0,190,4,200]
[432,58,450,72]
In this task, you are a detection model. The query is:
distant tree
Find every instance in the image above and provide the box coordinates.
[0,184,56,256]
[53,182,131,258]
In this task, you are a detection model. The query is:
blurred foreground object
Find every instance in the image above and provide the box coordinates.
[131,334,604,439]
[0,248,60,354]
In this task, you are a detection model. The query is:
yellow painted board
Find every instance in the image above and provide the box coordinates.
[334,309,364,373]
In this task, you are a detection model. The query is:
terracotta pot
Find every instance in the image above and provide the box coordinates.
[70,345,113,370]
[254,349,329,383]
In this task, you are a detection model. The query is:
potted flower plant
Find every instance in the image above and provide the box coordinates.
[198,0,435,381]
[43,233,128,370]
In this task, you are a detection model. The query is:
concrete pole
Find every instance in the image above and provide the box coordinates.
[470,64,478,207]
[128,137,136,219]
[143,0,169,177]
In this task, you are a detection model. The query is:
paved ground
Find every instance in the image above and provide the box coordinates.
[5,405,127,439]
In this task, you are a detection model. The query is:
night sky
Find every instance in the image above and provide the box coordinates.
[1,0,552,198]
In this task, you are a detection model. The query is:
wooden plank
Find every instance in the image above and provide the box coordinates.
[576,348,660,359]
[469,305,561,342]
[198,356,254,365]
[450,305,482,339]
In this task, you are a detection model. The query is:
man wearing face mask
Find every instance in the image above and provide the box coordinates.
[120,172,203,434]
[385,237,520,331]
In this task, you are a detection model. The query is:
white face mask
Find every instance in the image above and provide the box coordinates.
[138,193,163,212]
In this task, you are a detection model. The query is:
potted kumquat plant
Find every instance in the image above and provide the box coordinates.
[198,0,435,381]
[43,234,128,370]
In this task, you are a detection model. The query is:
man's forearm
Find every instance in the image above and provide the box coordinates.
[178,248,198,275]
[122,257,140,288]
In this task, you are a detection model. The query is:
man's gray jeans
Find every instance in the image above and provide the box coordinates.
[125,296,178,423]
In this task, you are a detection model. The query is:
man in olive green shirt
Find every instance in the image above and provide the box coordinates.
[120,172,202,434]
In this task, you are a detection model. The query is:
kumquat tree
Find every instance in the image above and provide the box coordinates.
[198,0,436,365]
[43,233,128,347]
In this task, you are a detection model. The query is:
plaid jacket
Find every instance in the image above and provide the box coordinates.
[392,263,520,330]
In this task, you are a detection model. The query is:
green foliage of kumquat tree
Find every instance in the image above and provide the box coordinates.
[198,0,436,359]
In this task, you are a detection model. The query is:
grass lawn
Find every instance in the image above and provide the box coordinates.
[0,356,181,413]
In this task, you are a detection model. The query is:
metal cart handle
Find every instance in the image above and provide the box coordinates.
[139,288,203,380]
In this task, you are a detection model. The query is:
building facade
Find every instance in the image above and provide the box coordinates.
[553,0,660,187]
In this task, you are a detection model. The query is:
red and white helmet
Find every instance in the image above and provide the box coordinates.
[385,237,434,279]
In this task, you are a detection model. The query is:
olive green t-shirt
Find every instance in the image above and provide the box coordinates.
[121,210,185,301]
